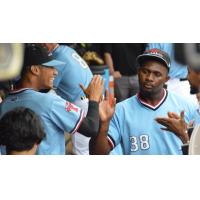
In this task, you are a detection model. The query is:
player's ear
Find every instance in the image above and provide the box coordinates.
[165,75,170,82]
[188,67,191,74]
[30,65,40,76]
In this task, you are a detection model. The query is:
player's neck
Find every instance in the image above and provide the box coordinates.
[9,145,37,155]
[49,44,59,53]
[139,89,165,106]
[15,78,40,91]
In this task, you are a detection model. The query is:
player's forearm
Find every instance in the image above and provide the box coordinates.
[78,101,99,137]
[89,121,111,155]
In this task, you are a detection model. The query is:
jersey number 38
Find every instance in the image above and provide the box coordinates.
[130,135,150,152]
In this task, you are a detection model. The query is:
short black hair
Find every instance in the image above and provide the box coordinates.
[0,107,46,154]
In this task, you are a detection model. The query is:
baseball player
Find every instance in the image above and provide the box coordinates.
[0,44,104,155]
[156,66,200,153]
[89,48,197,155]
[43,43,94,155]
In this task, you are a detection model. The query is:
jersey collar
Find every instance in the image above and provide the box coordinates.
[137,88,168,110]
[9,88,34,95]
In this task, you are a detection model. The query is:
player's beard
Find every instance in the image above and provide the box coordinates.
[139,85,164,100]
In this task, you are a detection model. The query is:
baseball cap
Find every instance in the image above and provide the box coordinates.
[23,44,64,69]
[136,48,171,69]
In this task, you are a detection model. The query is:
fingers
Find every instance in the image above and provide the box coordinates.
[189,120,194,128]
[113,98,117,108]
[155,117,168,123]
[100,76,105,86]
[110,95,116,108]
[93,75,101,84]
[79,83,86,92]
[105,89,109,101]
[161,127,170,131]
[180,110,185,121]
[155,117,171,126]
[93,75,104,90]
[168,112,180,119]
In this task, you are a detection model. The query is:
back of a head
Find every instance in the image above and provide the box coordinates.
[0,107,46,154]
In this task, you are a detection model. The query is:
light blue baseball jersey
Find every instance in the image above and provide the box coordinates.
[0,88,84,155]
[107,89,197,155]
[146,43,188,79]
[109,144,123,155]
[51,45,93,102]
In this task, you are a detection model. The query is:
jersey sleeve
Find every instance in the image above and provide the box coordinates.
[184,99,199,126]
[107,106,122,149]
[180,96,200,124]
[49,96,84,134]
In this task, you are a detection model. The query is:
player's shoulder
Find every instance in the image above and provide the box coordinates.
[167,90,187,101]
[54,45,79,63]
[167,90,183,102]
[33,91,64,105]
[115,95,137,112]
[56,45,75,55]
[167,90,196,106]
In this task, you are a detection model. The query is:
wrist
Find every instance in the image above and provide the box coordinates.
[180,129,190,144]
[89,96,100,102]
[110,71,114,75]
[101,120,110,126]
[100,121,110,133]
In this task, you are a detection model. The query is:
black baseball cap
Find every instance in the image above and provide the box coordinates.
[136,48,171,69]
[23,44,64,69]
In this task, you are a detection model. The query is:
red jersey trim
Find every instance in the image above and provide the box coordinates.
[137,89,167,110]
[107,136,115,150]
[71,110,85,134]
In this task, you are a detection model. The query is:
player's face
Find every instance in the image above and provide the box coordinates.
[187,67,200,93]
[138,60,169,95]
[38,65,58,89]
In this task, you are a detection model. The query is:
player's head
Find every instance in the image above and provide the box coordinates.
[0,107,46,155]
[20,44,64,90]
[187,66,200,94]
[136,48,170,96]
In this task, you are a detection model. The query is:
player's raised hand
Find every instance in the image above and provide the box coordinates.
[80,75,104,102]
[155,111,189,144]
[99,89,116,123]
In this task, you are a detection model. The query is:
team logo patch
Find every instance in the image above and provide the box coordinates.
[65,102,79,113]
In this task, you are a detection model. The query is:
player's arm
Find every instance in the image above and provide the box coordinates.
[77,100,99,137]
[155,111,190,144]
[78,75,104,137]
[50,75,104,138]
[89,91,116,155]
